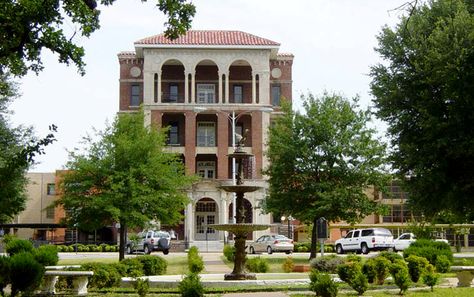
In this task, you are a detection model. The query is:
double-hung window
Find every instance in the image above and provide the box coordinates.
[197,84,215,103]
[169,85,178,102]
[197,122,216,146]
[271,85,281,106]
[197,161,216,179]
[233,85,243,103]
[130,84,140,106]
[168,122,179,145]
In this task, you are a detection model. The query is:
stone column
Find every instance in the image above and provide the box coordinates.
[186,199,194,242]
[191,72,196,104]
[224,72,230,104]
[258,71,270,105]
[143,71,153,105]
[251,111,263,178]
[184,71,189,103]
[252,72,257,104]
[157,70,162,103]
[218,71,223,104]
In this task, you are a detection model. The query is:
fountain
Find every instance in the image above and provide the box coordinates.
[211,138,270,280]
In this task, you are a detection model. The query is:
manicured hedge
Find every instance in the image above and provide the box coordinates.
[293,242,335,253]
[56,244,119,252]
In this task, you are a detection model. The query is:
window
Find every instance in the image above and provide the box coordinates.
[233,85,243,103]
[197,122,216,146]
[130,84,140,106]
[361,229,374,236]
[169,84,178,102]
[168,122,179,145]
[46,207,55,219]
[271,85,281,106]
[345,231,353,239]
[353,230,360,238]
[197,84,215,103]
[47,183,55,195]
[197,161,215,179]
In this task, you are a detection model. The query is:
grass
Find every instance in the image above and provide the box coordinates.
[221,254,311,273]
[292,287,474,297]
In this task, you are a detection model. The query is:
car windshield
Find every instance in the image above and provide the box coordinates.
[374,229,392,237]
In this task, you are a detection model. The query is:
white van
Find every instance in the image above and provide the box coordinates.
[335,228,394,254]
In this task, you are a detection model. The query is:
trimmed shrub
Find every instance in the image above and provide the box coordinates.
[379,251,404,263]
[297,245,309,252]
[81,263,122,288]
[337,261,362,284]
[310,255,345,273]
[245,256,269,273]
[422,264,439,291]
[373,256,391,285]
[134,278,150,297]
[403,239,453,266]
[390,260,411,295]
[34,244,59,266]
[282,256,294,273]
[187,247,204,273]
[10,252,44,297]
[188,246,199,257]
[121,258,145,277]
[362,258,376,283]
[0,256,11,297]
[435,255,451,273]
[137,255,167,275]
[309,270,338,297]
[346,255,362,263]
[223,244,235,262]
[406,255,429,283]
[178,273,204,297]
[350,272,368,295]
[6,239,34,256]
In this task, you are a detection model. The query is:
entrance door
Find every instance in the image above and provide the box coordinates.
[195,198,219,241]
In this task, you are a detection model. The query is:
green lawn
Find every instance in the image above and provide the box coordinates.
[291,287,474,297]
[222,254,311,273]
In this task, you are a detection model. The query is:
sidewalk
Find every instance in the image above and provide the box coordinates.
[201,252,230,274]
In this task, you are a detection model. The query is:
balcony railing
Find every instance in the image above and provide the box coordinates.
[161,93,184,103]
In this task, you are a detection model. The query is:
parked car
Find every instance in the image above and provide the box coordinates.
[393,233,449,251]
[126,230,171,255]
[248,234,294,254]
[335,228,394,254]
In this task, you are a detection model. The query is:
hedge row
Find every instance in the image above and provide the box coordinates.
[56,244,119,252]
[293,242,335,253]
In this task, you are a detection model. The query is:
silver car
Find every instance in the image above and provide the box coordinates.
[126,230,171,255]
[248,234,294,254]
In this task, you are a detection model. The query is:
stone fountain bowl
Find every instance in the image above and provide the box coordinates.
[210,223,270,234]
[218,185,261,193]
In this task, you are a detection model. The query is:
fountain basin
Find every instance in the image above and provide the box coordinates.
[210,223,270,234]
[218,185,261,193]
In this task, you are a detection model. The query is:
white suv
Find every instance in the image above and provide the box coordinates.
[335,228,394,254]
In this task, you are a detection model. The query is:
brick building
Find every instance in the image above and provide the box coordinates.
[118,30,293,245]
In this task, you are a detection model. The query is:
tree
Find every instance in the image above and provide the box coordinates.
[0,75,56,223]
[370,0,474,221]
[264,93,388,259]
[57,110,195,260]
[0,0,195,77]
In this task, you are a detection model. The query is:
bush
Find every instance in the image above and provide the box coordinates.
[309,270,338,297]
[10,252,44,297]
[187,247,204,273]
[435,255,451,273]
[223,244,235,262]
[404,239,453,267]
[373,256,391,285]
[0,256,11,296]
[134,278,150,297]
[6,239,34,256]
[310,255,345,273]
[337,261,361,284]
[282,256,294,273]
[346,255,362,263]
[245,257,269,273]
[121,258,145,277]
[34,244,59,266]
[99,244,109,252]
[422,264,439,291]
[81,263,122,288]
[350,272,368,295]
[379,251,404,263]
[390,260,411,295]
[178,273,204,297]
[137,255,167,275]
[297,245,309,252]
[406,255,429,283]
[362,258,376,283]
[188,246,199,257]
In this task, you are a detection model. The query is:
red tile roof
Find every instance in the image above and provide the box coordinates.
[135,30,280,46]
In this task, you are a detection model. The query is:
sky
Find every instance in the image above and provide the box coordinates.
[11,0,407,172]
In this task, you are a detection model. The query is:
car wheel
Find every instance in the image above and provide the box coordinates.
[163,249,169,255]
[336,244,344,254]
[267,246,273,255]
[144,245,151,255]
[285,250,292,254]
[126,245,132,254]
[250,247,255,254]
[361,243,369,255]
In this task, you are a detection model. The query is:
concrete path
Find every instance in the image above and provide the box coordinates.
[202,252,231,274]
[223,293,290,297]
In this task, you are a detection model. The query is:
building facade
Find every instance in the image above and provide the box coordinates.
[118,30,293,244]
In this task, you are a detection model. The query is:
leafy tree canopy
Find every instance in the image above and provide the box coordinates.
[0,0,195,77]
[57,110,196,260]
[370,0,474,222]
[264,93,389,258]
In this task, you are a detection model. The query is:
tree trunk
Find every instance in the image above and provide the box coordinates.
[119,220,127,261]
[309,216,318,260]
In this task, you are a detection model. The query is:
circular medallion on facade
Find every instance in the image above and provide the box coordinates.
[130,66,141,77]
[271,67,282,79]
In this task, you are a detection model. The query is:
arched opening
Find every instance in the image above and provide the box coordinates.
[161,59,185,103]
[195,197,219,240]
[229,198,254,239]
[195,59,219,103]
[228,60,252,104]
